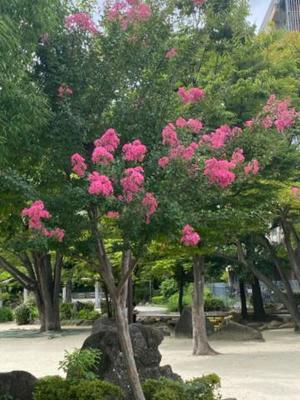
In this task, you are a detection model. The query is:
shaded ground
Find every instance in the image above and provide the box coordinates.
[0,322,299,400]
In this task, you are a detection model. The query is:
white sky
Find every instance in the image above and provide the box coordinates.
[248,0,271,29]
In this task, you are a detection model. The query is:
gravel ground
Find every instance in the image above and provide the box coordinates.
[0,322,299,400]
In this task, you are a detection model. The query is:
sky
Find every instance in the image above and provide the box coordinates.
[248,0,271,29]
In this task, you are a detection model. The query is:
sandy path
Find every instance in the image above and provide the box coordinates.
[0,323,299,400]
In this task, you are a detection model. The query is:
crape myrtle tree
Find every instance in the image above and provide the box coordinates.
[155,92,300,354]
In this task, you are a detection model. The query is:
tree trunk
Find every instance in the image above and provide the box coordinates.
[115,300,145,400]
[192,255,218,356]
[251,276,266,321]
[178,265,185,315]
[239,279,248,319]
[127,277,134,324]
[35,290,61,332]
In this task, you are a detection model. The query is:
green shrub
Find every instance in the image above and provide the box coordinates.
[77,309,100,321]
[160,278,178,300]
[204,295,226,312]
[143,378,185,400]
[14,304,32,325]
[70,380,123,400]
[59,348,102,381]
[0,307,13,322]
[185,374,221,400]
[80,302,94,311]
[151,295,165,305]
[143,375,221,400]
[60,303,77,320]
[33,376,70,400]
[167,290,226,312]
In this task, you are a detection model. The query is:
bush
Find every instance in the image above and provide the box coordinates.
[0,307,13,322]
[33,376,70,400]
[204,295,226,312]
[33,377,123,400]
[59,348,102,381]
[167,289,226,313]
[143,375,221,400]
[151,295,165,305]
[60,303,77,320]
[14,304,32,325]
[70,380,123,400]
[160,278,178,300]
[143,378,185,400]
[77,309,100,321]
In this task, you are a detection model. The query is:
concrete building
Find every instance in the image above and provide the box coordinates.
[260,0,300,32]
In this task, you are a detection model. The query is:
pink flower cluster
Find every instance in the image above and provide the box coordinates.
[106,211,120,219]
[92,146,114,165]
[107,0,152,30]
[165,48,177,59]
[142,192,158,223]
[202,125,239,149]
[162,123,179,147]
[122,139,147,162]
[181,225,201,247]
[262,95,298,133]
[231,148,245,166]
[192,0,207,5]
[71,153,87,177]
[21,201,64,242]
[176,117,203,133]
[94,128,120,152]
[58,84,73,97]
[88,172,114,196]
[178,87,205,104]
[204,158,236,188]
[244,159,259,175]
[64,12,98,34]
[120,166,144,202]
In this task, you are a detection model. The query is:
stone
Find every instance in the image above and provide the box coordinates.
[279,321,295,329]
[210,321,264,341]
[83,317,180,398]
[268,320,283,329]
[0,371,37,400]
[175,307,214,338]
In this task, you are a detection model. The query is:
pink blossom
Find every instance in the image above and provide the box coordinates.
[92,146,114,165]
[65,12,98,34]
[178,87,205,104]
[182,142,198,160]
[21,200,51,230]
[262,116,273,129]
[107,211,120,219]
[122,139,147,162]
[106,1,152,29]
[181,225,201,247]
[192,0,207,5]
[162,123,179,147]
[262,95,297,133]
[88,172,114,197]
[204,158,236,188]
[245,119,254,127]
[244,159,259,176]
[58,84,73,97]
[158,156,170,168]
[186,119,203,134]
[120,166,144,202]
[202,125,232,149]
[135,3,152,20]
[46,228,65,242]
[231,148,245,166]
[176,117,187,128]
[94,129,120,153]
[142,192,158,223]
[71,153,87,177]
[165,48,177,59]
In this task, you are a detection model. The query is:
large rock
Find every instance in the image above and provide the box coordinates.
[0,371,37,400]
[210,320,264,341]
[82,317,179,398]
[175,307,214,338]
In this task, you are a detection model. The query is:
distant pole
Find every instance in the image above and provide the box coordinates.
[62,286,67,303]
[23,288,29,303]
[0,287,3,308]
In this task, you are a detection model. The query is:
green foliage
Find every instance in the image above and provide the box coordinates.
[0,395,14,400]
[33,376,70,400]
[33,377,123,400]
[59,348,102,381]
[151,295,165,305]
[60,303,77,320]
[0,306,13,322]
[77,309,100,321]
[69,380,123,400]
[160,278,178,300]
[14,304,33,325]
[143,375,221,400]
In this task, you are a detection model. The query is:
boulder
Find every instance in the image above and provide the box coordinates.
[210,321,264,341]
[0,371,37,400]
[83,317,180,398]
[175,307,214,338]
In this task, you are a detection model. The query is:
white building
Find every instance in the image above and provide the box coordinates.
[260,0,300,32]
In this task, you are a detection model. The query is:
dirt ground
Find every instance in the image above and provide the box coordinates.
[0,322,299,400]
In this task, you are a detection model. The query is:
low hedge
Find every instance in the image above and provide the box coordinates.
[0,307,13,322]
[33,377,123,400]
